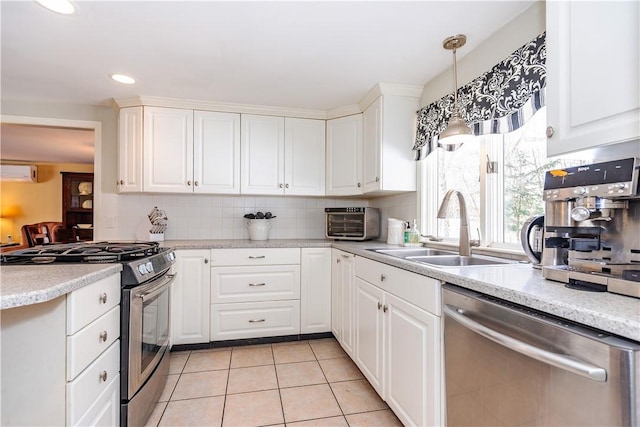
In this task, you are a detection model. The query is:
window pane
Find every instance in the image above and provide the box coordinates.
[502,107,582,244]
[437,142,480,239]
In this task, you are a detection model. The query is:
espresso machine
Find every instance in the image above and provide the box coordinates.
[541,157,640,298]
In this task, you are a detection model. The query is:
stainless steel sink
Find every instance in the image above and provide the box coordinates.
[406,255,514,267]
[369,248,455,258]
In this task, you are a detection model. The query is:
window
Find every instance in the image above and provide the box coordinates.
[419,107,581,251]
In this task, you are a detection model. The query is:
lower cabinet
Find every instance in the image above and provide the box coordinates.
[300,248,332,334]
[1,273,121,426]
[171,249,211,345]
[210,248,301,341]
[354,256,442,427]
[331,248,356,357]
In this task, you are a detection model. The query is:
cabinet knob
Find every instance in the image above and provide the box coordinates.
[279,183,284,188]
[285,183,289,188]
[357,182,361,188]
[336,258,341,264]
[377,302,382,310]
[99,293,108,304]
[383,304,388,313]
[194,181,199,187]
[187,180,192,186]
[120,179,124,185]
[100,331,108,342]
[380,274,386,282]
[546,126,555,138]
[99,371,108,382]
[376,177,380,182]
[204,258,209,264]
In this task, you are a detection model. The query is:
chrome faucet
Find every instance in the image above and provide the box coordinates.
[437,189,474,256]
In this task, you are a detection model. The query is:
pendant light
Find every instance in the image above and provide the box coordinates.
[439,34,474,151]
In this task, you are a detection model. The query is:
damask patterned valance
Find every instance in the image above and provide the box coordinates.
[413,32,546,160]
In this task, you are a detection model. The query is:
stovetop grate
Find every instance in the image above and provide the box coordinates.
[1,241,160,264]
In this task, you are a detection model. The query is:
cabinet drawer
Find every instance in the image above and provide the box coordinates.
[67,305,120,381]
[211,265,300,303]
[66,340,120,426]
[355,256,441,315]
[210,248,300,266]
[210,300,300,340]
[67,274,120,335]
[72,372,119,427]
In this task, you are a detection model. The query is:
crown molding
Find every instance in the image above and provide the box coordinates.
[113,82,425,119]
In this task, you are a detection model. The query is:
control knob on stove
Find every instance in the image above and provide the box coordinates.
[573,186,587,196]
[138,264,149,275]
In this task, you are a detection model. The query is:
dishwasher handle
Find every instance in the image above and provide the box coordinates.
[444,304,607,382]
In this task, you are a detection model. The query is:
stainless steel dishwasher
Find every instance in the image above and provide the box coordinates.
[443,284,640,426]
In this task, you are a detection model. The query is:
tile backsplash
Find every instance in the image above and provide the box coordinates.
[103,194,371,241]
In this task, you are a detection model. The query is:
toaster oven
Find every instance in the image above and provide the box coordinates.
[325,207,380,241]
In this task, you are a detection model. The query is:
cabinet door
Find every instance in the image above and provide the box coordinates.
[363,97,382,193]
[171,250,211,345]
[546,1,640,156]
[326,114,363,196]
[193,111,241,194]
[284,118,326,196]
[143,107,194,193]
[117,106,143,193]
[354,277,384,396]
[385,292,441,427]
[241,114,285,195]
[300,248,331,334]
[338,251,356,357]
[331,250,342,341]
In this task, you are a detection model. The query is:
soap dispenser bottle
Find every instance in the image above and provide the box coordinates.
[409,219,421,246]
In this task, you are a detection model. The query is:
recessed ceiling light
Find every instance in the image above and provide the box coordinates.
[35,0,75,15]
[110,74,136,85]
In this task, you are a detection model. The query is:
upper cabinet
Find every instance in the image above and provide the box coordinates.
[326,114,363,196]
[117,106,240,194]
[241,115,325,196]
[546,1,640,157]
[362,95,418,194]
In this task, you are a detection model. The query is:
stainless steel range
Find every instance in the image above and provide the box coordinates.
[1,241,176,427]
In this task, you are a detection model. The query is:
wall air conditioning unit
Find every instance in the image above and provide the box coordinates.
[0,164,38,182]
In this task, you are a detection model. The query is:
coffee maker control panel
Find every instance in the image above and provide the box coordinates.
[543,157,639,200]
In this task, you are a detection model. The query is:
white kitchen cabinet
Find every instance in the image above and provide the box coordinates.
[194,111,241,194]
[241,115,325,196]
[546,1,640,157]
[210,248,301,341]
[117,106,143,193]
[171,249,211,345]
[143,106,194,193]
[284,118,326,196]
[362,95,418,194]
[331,248,356,357]
[1,273,121,426]
[118,106,241,194]
[326,114,363,196]
[354,256,441,427]
[300,248,332,334]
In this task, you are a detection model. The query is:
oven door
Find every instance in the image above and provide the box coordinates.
[126,271,175,398]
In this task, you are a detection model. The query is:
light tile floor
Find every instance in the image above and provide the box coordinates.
[146,338,403,427]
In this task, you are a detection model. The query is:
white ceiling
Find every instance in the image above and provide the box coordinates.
[0,0,535,163]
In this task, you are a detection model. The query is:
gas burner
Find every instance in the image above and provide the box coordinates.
[1,241,160,265]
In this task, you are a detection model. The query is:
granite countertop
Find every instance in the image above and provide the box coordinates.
[2,238,638,342]
[0,264,122,310]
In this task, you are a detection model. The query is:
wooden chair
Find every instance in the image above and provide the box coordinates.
[20,222,68,247]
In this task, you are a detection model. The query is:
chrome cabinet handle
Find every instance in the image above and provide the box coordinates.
[99,371,108,382]
[443,305,607,382]
[279,183,284,188]
[377,302,382,310]
[357,182,361,187]
[204,258,209,264]
[99,293,108,304]
[187,180,192,186]
[336,258,341,264]
[341,254,350,259]
[249,319,266,323]
[285,183,289,188]
[376,177,380,182]
[383,304,388,313]
[100,331,108,342]
[249,255,266,259]
[546,126,554,138]
[380,274,386,282]
[249,283,266,287]
[194,181,199,186]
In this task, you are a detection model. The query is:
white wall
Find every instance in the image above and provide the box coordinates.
[420,1,546,107]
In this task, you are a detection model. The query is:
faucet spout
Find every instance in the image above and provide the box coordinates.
[437,189,471,256]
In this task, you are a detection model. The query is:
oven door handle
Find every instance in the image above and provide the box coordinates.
[443,304,607,382]
[138,273,176,301]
